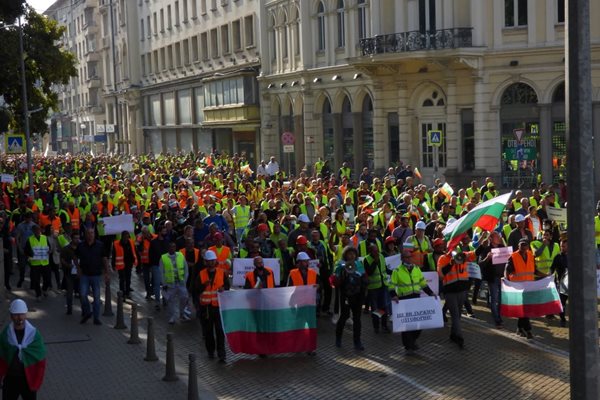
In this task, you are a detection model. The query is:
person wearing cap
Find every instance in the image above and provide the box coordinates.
[287,214,312,247]
[287,252,318,287]
[404,221,432,268]
[160,241,190,325]
[505,238,536,339]
[208,232,233,274]
[308,230,333,315]
[383,236,398,257]
[507,214,533,251]
[197,250,229,362]
[390,241,435,355]
[423,238,446,272]
[437,246,476,349]
[391,215,412,251]
[244,256,275,289]
[0,299,47,399]
[254,223,276,259]
[24,224,50,302]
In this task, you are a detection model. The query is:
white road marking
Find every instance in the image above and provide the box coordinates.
[362,358,441,397]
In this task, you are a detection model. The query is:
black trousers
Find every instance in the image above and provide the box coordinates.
[401,330,422,350]
[319,269,332,312]
[30,265,51,297]
[118,267,133,295]
[3,249,12,289]
[64,272,80,313]
[559,293,568,320]
[2,374,37,400]
[336,294,363,344]
[200,305,225,359]
[517,317,532,331]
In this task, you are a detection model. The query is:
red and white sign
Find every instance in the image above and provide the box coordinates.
[513,128,525,143]
[281,132,295,145]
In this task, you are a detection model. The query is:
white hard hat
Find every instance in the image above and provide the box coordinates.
[415,221,427,230]
[9,299,28,314]
[514,214,525,223]
[296,252,311,261]
[298,214,310,223]
[204,250,217,261]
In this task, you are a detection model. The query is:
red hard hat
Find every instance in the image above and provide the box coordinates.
[296,235,308,245]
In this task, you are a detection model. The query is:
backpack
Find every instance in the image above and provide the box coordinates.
[342,268,364,297]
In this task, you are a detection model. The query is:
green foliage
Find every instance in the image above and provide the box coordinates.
[0,5,77,136]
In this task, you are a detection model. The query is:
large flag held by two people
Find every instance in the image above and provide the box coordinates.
[500,276,563,318]
[442,192,513,250]
[218,286,317,355]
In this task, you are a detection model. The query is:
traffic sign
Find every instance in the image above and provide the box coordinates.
[281,132,295,145]
[513,128,525,142]
[97,124,106,133]
[427,130,443,147]
[4,134,25,154]
[283,144,294,153]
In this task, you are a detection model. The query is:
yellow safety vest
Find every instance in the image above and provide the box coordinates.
[29,235,50,266]
[390,264,426,297]
[161,253,186,285]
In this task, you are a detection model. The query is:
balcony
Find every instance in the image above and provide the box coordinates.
[359,28,473,56]
[87,76,101,88]
[203,105,260,127]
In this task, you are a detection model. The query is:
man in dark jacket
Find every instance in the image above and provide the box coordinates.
[476,231,507,328]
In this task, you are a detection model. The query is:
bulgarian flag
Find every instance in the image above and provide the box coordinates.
[439,182,454,200]
[414,167,422,180]
[443,192,512,250]
[218,286,317,355]
[0,321,47,391]
[500,276,563,318]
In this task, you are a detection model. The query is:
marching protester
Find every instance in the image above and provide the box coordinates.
[76,227,109,325]
[363,243,390,334]
[0,299,47,400]
[160,241,190,325]
[505,239,536,339]
[244,256,275,289]
[24,224,50,302]
[550,238,569,327]
[476,231,507,328]
[111,230,138,298]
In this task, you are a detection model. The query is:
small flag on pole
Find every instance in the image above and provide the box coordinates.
[414,167,422,180]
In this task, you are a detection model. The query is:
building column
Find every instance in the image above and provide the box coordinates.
[593,102,600,200]
[446,79,459,172]
[473,76,488,171]
[303,91,317,166]
[332,113,343,171]
[397,81,410,163]
[470,0,484,46]
[352,112,364,174]
[372,84,387,172]
[539,104,553,185]
[294,114,305,173]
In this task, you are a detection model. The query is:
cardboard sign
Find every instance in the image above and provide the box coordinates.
[1,174,14,184]
[232,258,281,287]
[491,247,513,265]
[421,271,439,296]
[467,262,482,280]
[385,254,402,271]
[391,296,444,333]
[546,206,567,225]
[101,214,135,235]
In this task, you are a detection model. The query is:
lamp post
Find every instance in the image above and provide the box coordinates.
[80,123,87,153]
[18,17,34,197]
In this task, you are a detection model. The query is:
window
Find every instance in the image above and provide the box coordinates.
[141,54,146,76]
[175,42,182,67]
[421,122,447,168]
[191,0,197,19]
[317,2,325,50]
[270,17,277,61]
[244,15,254,46]
[147,52,153,74]
[337,0,345,48]
[358,0,367,39]
[557,0,564,23]
[146,16,151,37]
[232,19,241,50]
[175,1,180,26]
[191,35,199,61]
[183,0,188,22]
[153,12,157,35]
[153,49,159,72]
[140,19,144,40]
[200,0,207,14]
[167,45,174,69]
[159,47,165,70]
[221,24,230,54]
[505,0,528,27]
[201,32,208,59]
[210,28,218,57]
[282,14,288,58]
[167,5,172,30]
[160,8,165,32]
[461,109,475,171]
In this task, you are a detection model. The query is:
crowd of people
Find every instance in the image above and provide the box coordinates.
[0,150,597,368]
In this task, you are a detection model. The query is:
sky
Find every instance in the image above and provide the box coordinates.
[27,0,57,13]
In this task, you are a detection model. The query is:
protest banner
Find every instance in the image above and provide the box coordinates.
[491,247,513,265]
[218,286,317,354]
[421,271,439,296]
[385,254,401,271]
[101,214,135,235]
[0,174,14,184]
[391,296,444,333]
[546,206,567,225]
[467,262,482,280]
[232,258,281,287]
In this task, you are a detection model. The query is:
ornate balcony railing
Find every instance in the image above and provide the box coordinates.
[359,28,473,56]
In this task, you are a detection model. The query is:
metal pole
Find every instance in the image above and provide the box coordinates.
[18,17,34,197]
[565,0,599,398]
[109,0,121,154]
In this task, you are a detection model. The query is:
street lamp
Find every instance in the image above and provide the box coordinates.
[80,123,86,153]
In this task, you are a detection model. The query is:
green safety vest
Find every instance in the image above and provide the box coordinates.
[315,161,324,175]
[390,264,426,297]
[595,216,600,246]
[29,235,49,266]
[233,205,250,229]
[161,253,185,284]
[359,239,382,258]
[531,241,560,275]
[364,253,387,290]
[339,167,351,179]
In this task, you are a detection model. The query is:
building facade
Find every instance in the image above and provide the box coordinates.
[259,0,600,190]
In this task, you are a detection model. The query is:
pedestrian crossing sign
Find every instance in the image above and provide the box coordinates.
[4,134,25,154]
[427,130,443,147]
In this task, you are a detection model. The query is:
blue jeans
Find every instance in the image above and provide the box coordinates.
[80,274,101,319]
[152,265,162,302]
[488,277,503,325]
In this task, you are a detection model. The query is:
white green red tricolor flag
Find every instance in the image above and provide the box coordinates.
[0,321,47,391]
[500,276,563,318]
[218,286,317,354]
[443,192,513,250]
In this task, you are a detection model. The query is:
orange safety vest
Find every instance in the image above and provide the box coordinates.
[67,207,80,231]
[137,234,156,264]
[180,248,200,265]
[113,239,138,270]
[199,268,226,307]
[289,268,317,286]
[39,214,62,234]
[245,268,275,288]
[208,245,232,273]
[508,250,535,282]
[437,251,475,286]
[97,201,114,215]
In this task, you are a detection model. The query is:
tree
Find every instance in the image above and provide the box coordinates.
[0,3,77,136]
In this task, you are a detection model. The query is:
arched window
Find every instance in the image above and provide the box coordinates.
[337,0,345,48]
[282,13,288,59]
[322,98,334,164]
[501,82,538,105]
[317,2,326,51]
[270,16,277,61]
[362,96,374,170]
